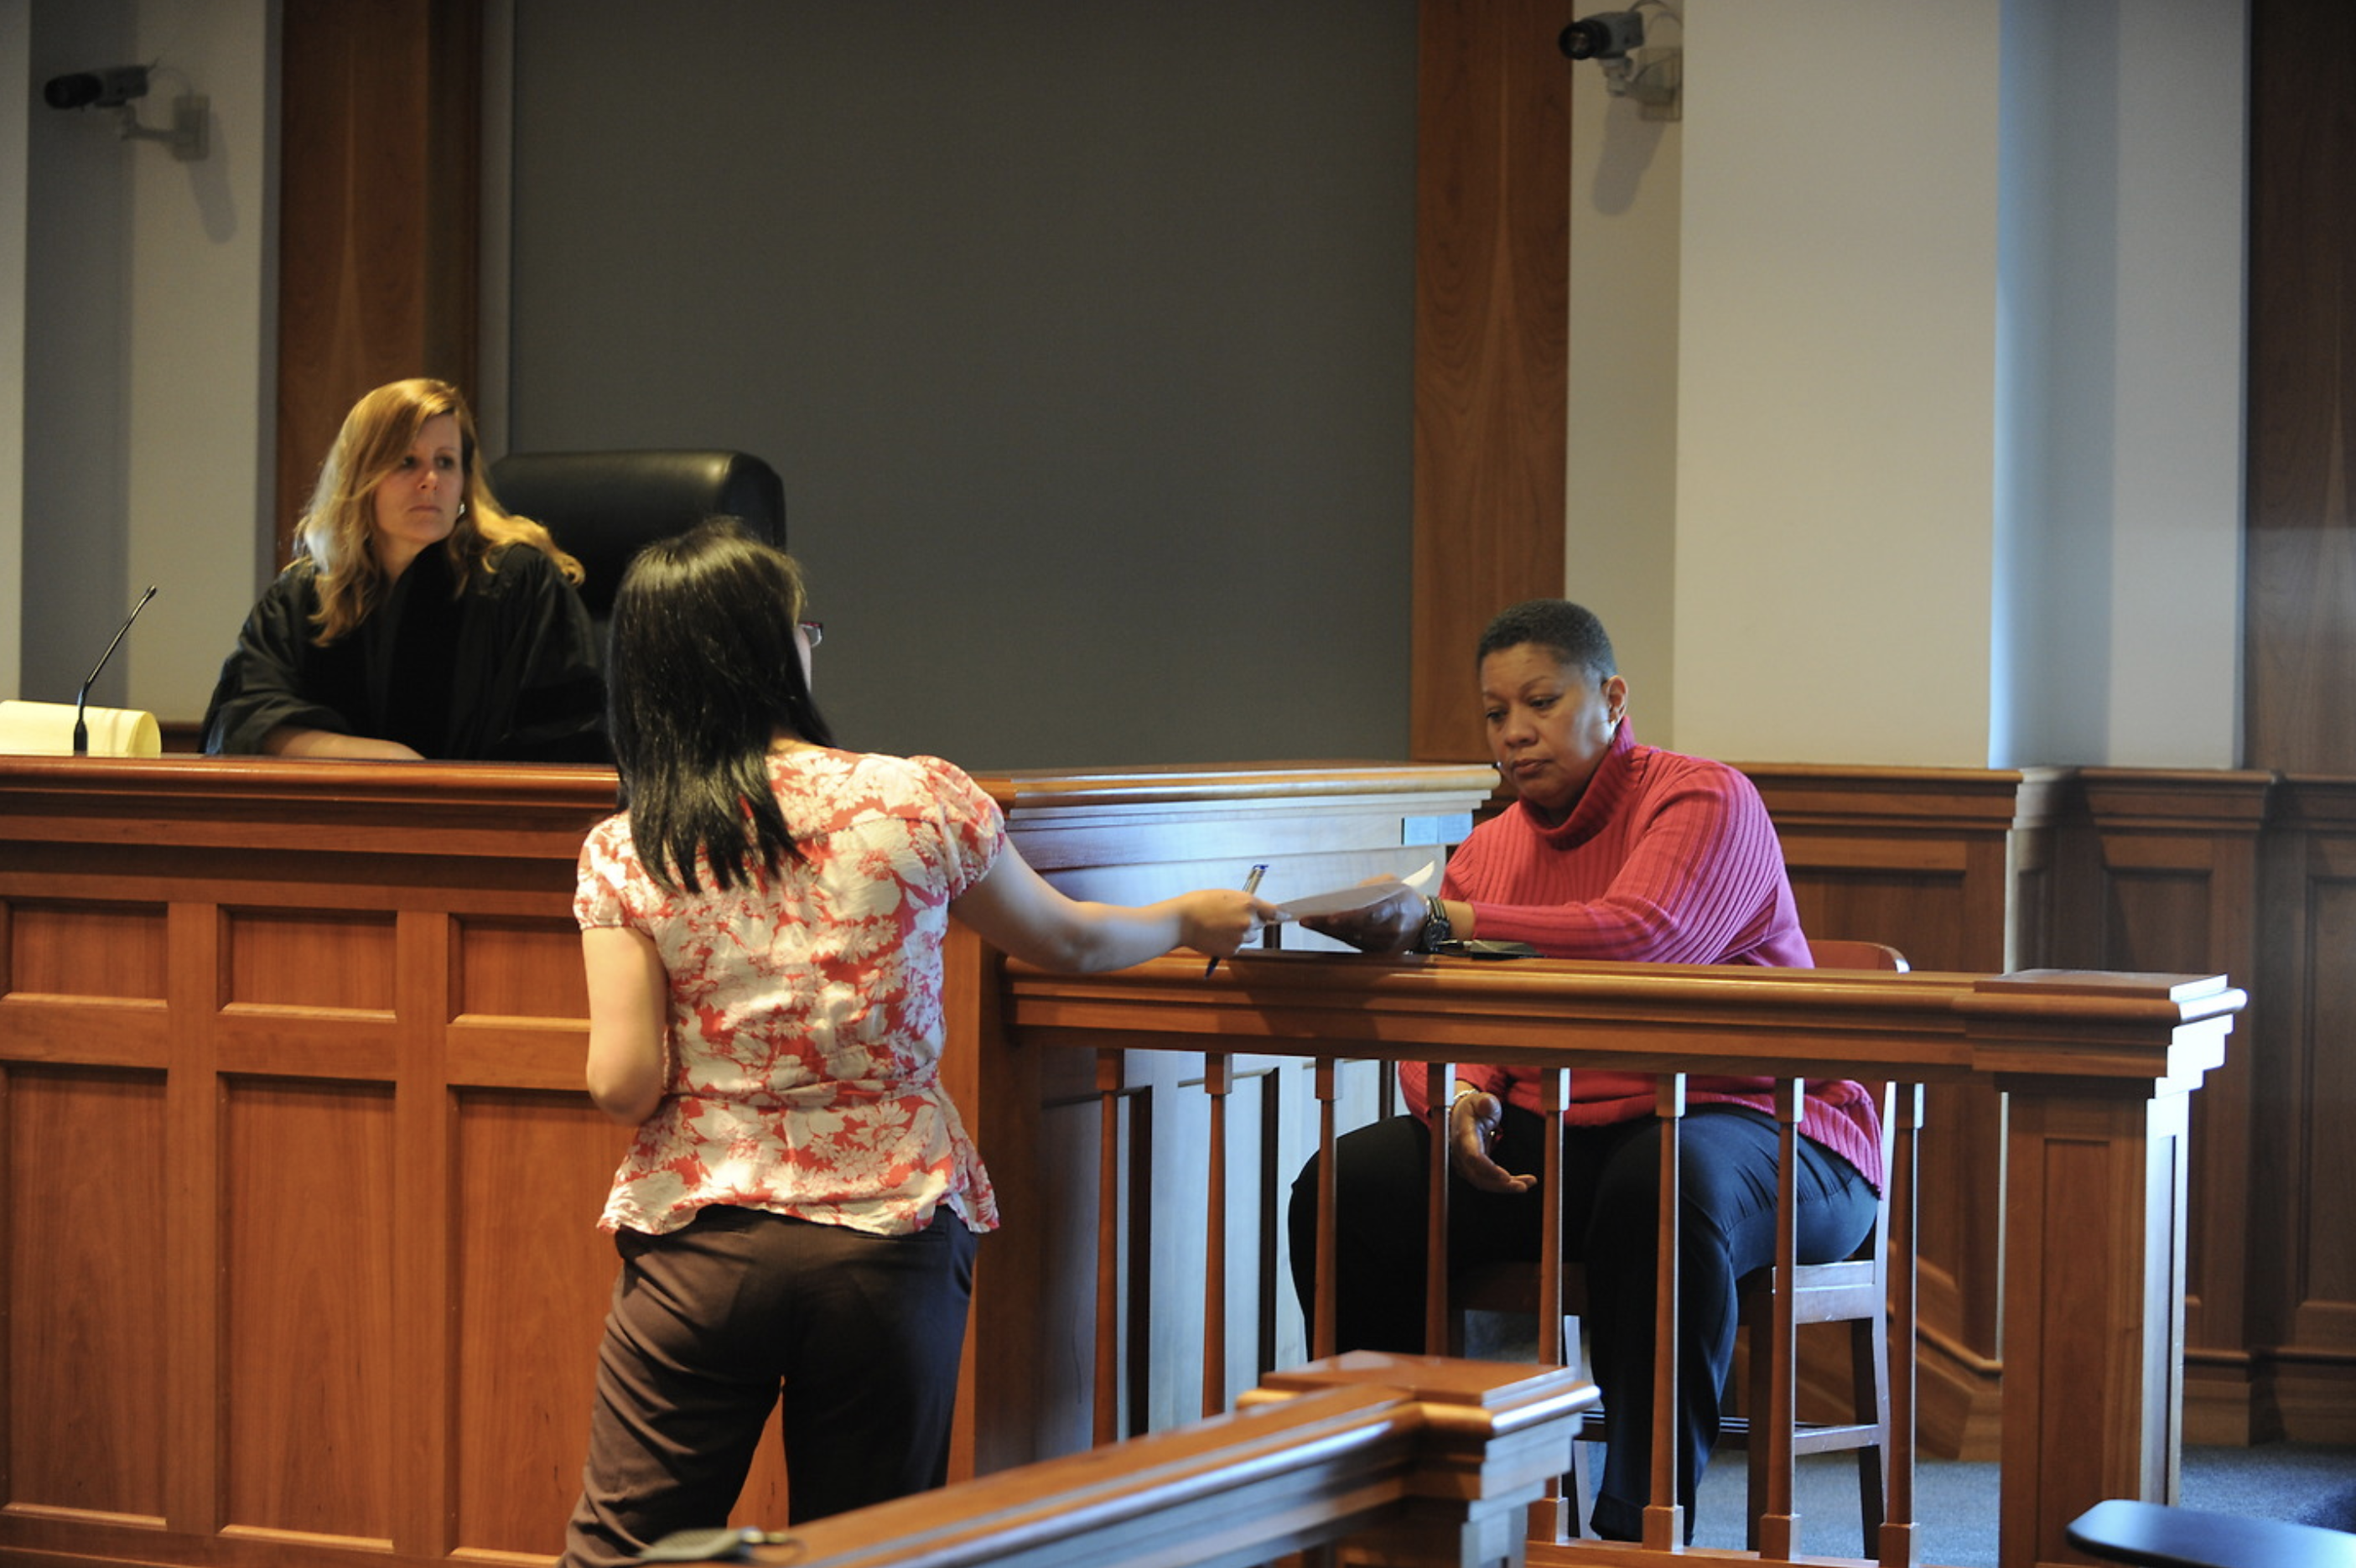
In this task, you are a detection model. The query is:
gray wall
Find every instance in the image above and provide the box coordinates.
[506,1,1418,770]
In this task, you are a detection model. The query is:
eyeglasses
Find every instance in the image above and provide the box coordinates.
[798,620,824,649]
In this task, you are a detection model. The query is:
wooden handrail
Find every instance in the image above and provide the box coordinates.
[735,1358,1595,1568]
[1004,951,2239,1086]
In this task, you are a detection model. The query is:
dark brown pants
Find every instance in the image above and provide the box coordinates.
[560,1205,978,1568]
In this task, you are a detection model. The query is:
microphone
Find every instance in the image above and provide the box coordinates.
[74,584,158,756]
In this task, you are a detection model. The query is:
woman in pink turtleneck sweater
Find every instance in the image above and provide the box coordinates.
[1289,599,1881,1545]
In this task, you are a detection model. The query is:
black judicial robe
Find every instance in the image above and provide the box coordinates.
[201,544,606,762]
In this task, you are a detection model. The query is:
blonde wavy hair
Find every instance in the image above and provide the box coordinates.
[293,378,584,644]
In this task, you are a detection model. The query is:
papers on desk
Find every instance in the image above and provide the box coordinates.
[1269,859,1435,922]
[0,699,163,757]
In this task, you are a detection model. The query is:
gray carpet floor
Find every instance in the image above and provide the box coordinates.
[1460,1312,2356,1564]
[1675,1441,2356,1564]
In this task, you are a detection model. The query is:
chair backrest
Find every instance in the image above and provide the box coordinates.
[486,449,787,623]
[1805,938,1910,973]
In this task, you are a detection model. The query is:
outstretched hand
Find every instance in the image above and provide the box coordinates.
[1447,1089,1536,1194]
[1177,889,1285,959]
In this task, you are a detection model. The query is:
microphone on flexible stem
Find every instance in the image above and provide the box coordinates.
[73,584,158,756]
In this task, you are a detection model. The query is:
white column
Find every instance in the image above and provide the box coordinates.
[1673,2,2006,767]
[1993,0,2247,769]
[1601,0,2250,770]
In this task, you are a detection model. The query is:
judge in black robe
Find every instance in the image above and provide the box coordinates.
[202,543,605,761]
[200,376,606,763]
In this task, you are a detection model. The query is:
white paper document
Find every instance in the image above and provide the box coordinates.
[0,699,162,757]
[1271,860,1435,922]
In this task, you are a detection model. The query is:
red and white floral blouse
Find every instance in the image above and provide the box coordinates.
[573,750,1006,1238]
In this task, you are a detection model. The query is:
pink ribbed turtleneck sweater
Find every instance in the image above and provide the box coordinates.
[1404,724,1883,1186]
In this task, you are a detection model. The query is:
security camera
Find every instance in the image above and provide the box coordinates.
[44,66,151,111]
[1559,11,1644,62]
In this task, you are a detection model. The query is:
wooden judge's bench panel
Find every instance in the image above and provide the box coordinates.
[0,758,694,1566]
[0,755,1488,1568]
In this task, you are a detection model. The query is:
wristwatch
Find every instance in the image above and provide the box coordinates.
[1414,895,1453,953]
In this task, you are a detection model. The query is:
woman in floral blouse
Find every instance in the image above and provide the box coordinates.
[561,520,1275,1567]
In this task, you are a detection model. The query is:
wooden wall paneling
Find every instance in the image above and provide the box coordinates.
[454,914,590,1020]
[225,906,398,1012]
[2245,0,2356,776]
[443,906,633,1552]
[451,1090,615,1552]
[275,0,483,560]
[2287,832,2356,1337]
[1741,766,2062,1460]
[220,1078,399,1545]
[7,900,168,998]
[392,910,454,1553]
[161,899,224,1536]
[1410,0,1573,762]
[0,760,610,1568]
[4,1067,169,1523]
[1998,1084,2193,1567]
[2262,778,2356,1443]
[2073,771,2273,1444]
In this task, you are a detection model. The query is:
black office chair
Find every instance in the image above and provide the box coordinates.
[2067,1499,2356,1568]
[485,449,787,626]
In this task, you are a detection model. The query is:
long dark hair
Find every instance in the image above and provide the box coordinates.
[605,517,837,893]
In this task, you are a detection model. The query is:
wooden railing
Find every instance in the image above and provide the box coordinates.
[997,949,2242,1568]
[726,1356,1595,1568]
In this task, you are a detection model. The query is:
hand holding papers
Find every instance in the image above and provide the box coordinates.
[1281,867,1423,919]
[1198,864,1440,974]
[1262,863,1440,958]
[1270,861,1435,922]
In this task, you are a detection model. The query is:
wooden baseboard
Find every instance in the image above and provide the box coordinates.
[2273,1358,2356,1445]
[2183,1358,2281,1446]
[1915,1332,2003,1462]
[2186,1352,2356,1446]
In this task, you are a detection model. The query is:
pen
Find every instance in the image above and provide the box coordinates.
[1204,863,1268,978]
